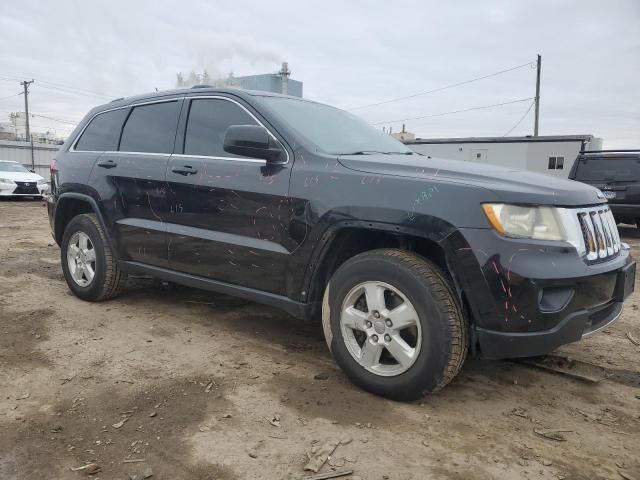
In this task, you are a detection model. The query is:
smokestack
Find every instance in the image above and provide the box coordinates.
[279,62,291,95]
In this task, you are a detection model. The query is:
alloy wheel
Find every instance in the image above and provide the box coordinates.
[340,281,422,376]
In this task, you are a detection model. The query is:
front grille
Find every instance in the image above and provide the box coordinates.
[13,181,39,195]
[576,207,620,261]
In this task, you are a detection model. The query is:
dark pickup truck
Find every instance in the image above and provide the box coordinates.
[47,88,636,400]
[569,150,640,227]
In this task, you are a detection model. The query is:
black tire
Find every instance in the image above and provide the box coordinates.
[322,249,468,400]
[60,213,127,301]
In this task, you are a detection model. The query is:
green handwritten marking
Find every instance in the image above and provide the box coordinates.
[407,186,440,221]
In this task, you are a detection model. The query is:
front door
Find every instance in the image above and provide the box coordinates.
[165,96,292,295]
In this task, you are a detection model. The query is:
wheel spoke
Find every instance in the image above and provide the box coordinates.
[78,233,89,250]
[72,264,84,282]
[364,283,386,312]
[388,303,417,330]
[82,263,94,281]
[342,306,368,331]
[84,248,96,263]
[386,334,416,368]
[68,244,80,257]
[359,341,383,368]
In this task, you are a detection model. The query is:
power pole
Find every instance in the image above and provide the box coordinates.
[534,54,541,136]
[20,80,35,170]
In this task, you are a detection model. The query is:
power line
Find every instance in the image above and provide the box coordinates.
[502,100,535,137]
[0,91,23,101]
[372,97,535,125]
[36,83,114,100]
[30,113,80,125]
[0,73,119,99]
[348,61,536,111]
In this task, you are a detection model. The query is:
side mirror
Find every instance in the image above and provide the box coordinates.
[223,125,283,163]
[29,169,35,173]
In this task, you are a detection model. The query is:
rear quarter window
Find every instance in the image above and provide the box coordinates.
[74,109,128,152]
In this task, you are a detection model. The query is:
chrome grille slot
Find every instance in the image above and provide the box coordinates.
[598,211,613,256]
[574,206,621,262]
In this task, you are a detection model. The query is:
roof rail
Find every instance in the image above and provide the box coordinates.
[191,85,212,89]
[110,97,125,103]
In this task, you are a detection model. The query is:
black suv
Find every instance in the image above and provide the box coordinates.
[569,150,640,227]
[47,88,636,400]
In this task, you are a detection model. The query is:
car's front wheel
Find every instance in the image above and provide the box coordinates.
[61,213,127,301]
[322,249,468,400]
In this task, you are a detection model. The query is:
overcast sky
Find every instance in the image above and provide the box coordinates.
[1,0,638,147]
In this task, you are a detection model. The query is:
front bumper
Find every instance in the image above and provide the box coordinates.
[448,228,635,359]
[0,182,48,196]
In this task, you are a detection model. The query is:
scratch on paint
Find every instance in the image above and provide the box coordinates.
[147,193,163,223]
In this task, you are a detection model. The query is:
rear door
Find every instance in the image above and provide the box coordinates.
[165,95,293,295]
[572,156,640,206]
[89,99,182,268]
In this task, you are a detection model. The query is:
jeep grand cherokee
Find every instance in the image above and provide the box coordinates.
[47,88,636,400]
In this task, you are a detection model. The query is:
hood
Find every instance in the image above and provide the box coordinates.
[0,171,45,183]
[338,154,605,207]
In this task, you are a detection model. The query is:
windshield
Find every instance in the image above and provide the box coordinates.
[260,96,413,156]
[0,162,29,173]
[574,158,640,181]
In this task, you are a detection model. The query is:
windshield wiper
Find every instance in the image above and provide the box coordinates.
[342,150,415,155]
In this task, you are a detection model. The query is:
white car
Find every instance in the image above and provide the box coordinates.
[0,160,49,198]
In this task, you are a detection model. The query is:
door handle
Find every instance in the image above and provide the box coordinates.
[97,159,117,169]
[171,165,198,176]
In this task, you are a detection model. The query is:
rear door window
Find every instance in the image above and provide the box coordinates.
[574,158,640,181]
[74,109,128,151]
[183,98,257,157]
[119,101,180,154]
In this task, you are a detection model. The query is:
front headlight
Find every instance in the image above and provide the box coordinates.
[0,178,16,185]
[482,203,567,241]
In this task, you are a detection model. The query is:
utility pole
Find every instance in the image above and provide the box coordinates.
[20,80,35,170]
[534,54,541,136]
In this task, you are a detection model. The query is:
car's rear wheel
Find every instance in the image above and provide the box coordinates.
[61,213,127,301]
[322,249,468,400]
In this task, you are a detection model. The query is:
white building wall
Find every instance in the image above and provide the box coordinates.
[525,141,583,177]
[408,140,593,178]
[410,142,528,170]
[0,140,59,177]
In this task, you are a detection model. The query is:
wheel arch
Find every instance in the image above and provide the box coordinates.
[303,219,463,314]
[54,193,109,245]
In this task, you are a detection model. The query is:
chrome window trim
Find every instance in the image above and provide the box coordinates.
[69,98,182,154]
[172,153,266,164]
[70,94,290,166]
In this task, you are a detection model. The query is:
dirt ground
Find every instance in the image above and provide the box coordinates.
[0,200,638,480]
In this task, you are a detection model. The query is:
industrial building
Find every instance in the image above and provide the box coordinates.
[176,62,303,97]
[404,134,602,178]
